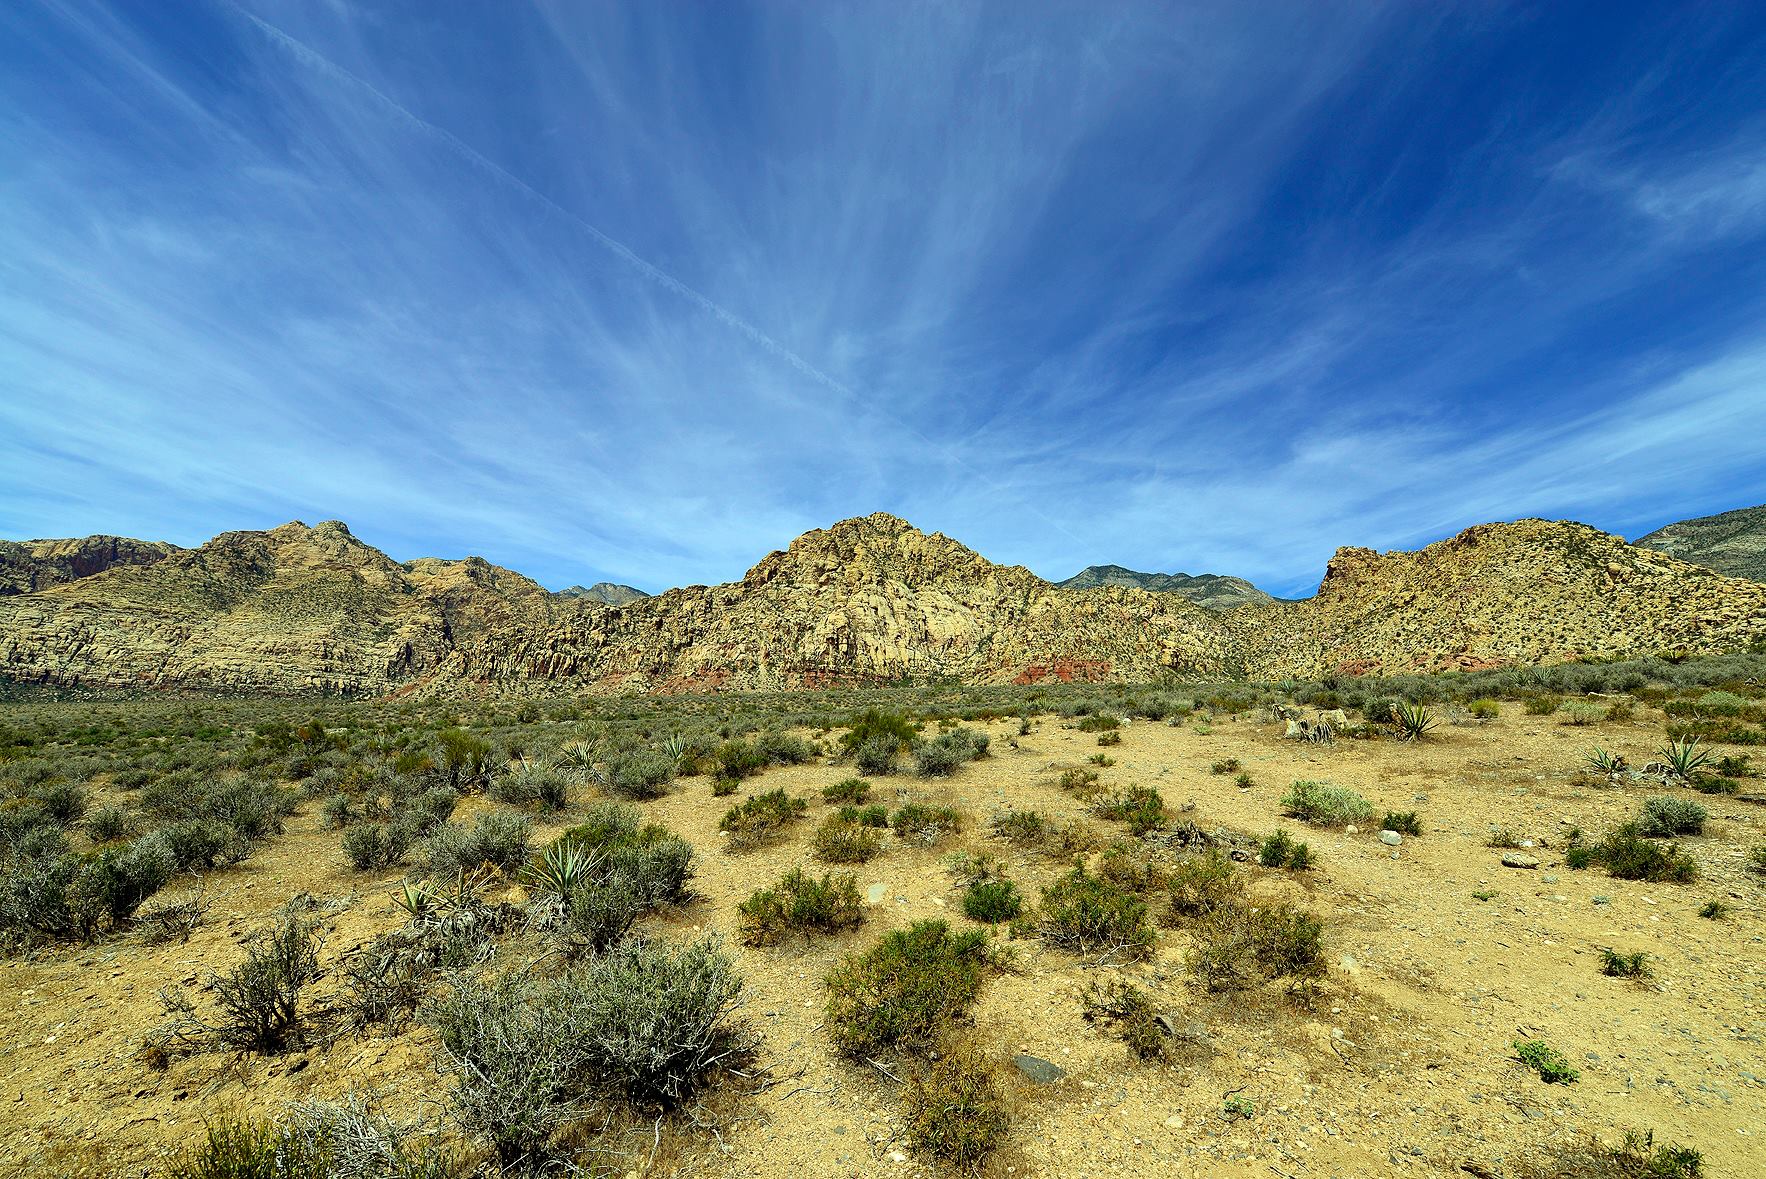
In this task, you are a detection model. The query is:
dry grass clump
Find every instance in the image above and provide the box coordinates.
[1281,780,1373,827]
[1080,978,1167,1060]
[903,1040,1010,1172]
[811,815,885,863]
[1187,901,1325,993]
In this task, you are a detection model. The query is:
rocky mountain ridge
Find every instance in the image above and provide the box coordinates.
[2,511,1763,696]
[1057,564,1279,609]
[556,582,650,606]
[1634,502,1766,582]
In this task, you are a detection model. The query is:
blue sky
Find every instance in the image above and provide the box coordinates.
[5,2,1766,597]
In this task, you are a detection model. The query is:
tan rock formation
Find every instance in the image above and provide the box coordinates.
[1,512,1762,696]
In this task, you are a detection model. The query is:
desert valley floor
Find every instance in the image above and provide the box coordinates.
[1,694,1761,1178]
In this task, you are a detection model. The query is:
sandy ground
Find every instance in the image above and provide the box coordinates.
[2,702,1763,1178]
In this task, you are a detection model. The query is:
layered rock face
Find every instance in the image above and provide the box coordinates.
[0,536,180,595]
[1634,503,1766,582]
[1057,564,1279,609]
[2,512,1763,696]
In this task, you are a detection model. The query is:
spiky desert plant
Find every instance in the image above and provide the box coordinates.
[521,841,602,897]
[1657,737,1712,780]
[1393,702,1437,741]
[1584,747,1627,776]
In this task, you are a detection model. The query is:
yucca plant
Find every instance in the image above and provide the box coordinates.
[1393,702,1437,742]
[1584,747,1628,776]
[521,841,602,897]
[1657,737,1711,780]
[391,879,444,923]
[660,734,689,764]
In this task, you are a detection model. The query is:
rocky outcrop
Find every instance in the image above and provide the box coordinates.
[0,536,179,595]
[556,582,650,606]
[1237,519,1766,679]
[1634,503,1766,582]
[1057,564,1278,609]
[1,512,1763,696]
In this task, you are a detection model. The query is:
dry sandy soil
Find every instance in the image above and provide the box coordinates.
[2,703,1763,1178]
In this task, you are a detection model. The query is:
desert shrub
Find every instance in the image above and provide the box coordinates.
[70,832,175,933]
[164,906,322,1054]
[1468,698,1501,720]
[822,777,870,805]
[1057,767,1100,792]
[1090,785,1165,835]
[1075,714,1120,732]
[1514,1038,1579,1084]
[161,818,248,870]
[719,789,807,849]
[549,803,695,910]
[490,761,569,811]
[162,1118,328,1179]
[1096,729,1122,747]
[989,807,1049,847]
[32,779,89,825]
[1381,810,1423,837]
[812,816,884,864]
[1594,824,1698,883]
[1636,796,1706,837]
[1699,899,1730,920]
[1188,902,1325,992]
[713,740,769,781]
[962,878,1023,923]
[912,735,968,778]
[1096,844,1169,894]
[1038,865,1154,959]
[1081,978,1166,1060]
[1257,830,1314,870]
[1166,850,1242,920]
[738,867,864,946]
[890,802,960,846]
[753,729,816,766]
[1517,1130,1704,1179]
[903,1041,1009,1171]
[1362,697,1402,724]
[1600,948,1650,979]
[432,936,744,1165]
[1750,845,1766,875]
[842,711,916,774]
[425,812,531,877]
[1281,780,1373,827]
[341,822,413,872]
[1524,694,1563,716]
[320,793,358,830]
[854,733,903,775]
[710,775,739,796]
[824,920,996,1057]
[603,747,677,800]
[1211,758,1241,774]
[839,803,890,828]
[435,728,495,792]
[1559,700,1605,726]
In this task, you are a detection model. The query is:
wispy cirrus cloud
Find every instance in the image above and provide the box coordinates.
[3,1,1765,596]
